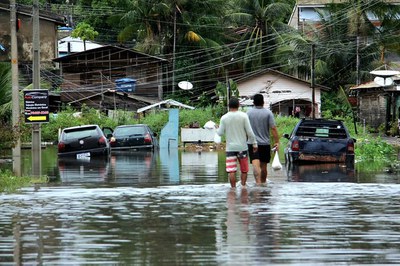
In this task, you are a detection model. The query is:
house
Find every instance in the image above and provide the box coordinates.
[58,36,103,57]
[0,3,66,66]
[52,45,168,112]
[288,0,400,31]
[236,69,330,118]
[350,75,400,131]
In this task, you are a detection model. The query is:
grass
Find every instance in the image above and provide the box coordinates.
[0,170,48,193]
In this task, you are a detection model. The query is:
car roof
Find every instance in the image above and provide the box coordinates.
[299,119,344,125]
[62,124,100,131]
[116,124,148,128]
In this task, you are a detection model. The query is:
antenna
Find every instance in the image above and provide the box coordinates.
[374,77,393,87]
[370,70,400,77]
[178,81,193,90]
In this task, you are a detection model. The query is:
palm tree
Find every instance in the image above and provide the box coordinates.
[118,0,171,54]
[0,62,12,120]
[228,0,292,71]
[274,0,400,89]
[119,0,235,94]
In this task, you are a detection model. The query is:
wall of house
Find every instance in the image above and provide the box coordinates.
[57,48,164,109]
[0,10,58,65]
[359,94,387,128]
[238,72,322,117]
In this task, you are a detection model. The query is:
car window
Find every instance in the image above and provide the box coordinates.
[315,128,329,137]
[115,126,146,136]
[296,122,347,139]
[63,127,98,140]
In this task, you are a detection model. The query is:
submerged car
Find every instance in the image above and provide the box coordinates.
[284,119,356,166]
[110,124,159,151]
[57,125,110,159]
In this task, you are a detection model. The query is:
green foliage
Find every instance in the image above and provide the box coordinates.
[71,22,99,42]
[0,169,47,193]
[179,107,220,129]
[0,123,17,150]
[134,107,222,136]
[14,105,399,171]
[275,115,300,147]
[36,106,118,142]
[135,111,169,136]
[321,90,353,118]
[355,136,395,164]
[0,62,12,120]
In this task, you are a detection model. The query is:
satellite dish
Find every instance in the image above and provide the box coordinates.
[178,81,193,90]
[370,70,400,77]
[374,76,393,86]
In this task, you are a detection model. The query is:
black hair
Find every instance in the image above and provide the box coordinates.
[228,97,240,109]
[253,94,264,106]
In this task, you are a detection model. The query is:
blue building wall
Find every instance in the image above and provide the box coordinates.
[159,109,179,149]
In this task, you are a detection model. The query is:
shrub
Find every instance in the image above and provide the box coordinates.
[0,169,47,193]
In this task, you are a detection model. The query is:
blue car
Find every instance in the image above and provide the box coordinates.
[284,119,356,167]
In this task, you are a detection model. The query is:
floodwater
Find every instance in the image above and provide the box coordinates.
[1,146,400,265]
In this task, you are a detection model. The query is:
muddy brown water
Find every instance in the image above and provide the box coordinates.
[0,146,400,265]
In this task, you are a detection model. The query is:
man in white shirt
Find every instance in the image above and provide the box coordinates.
[217,98,258,188]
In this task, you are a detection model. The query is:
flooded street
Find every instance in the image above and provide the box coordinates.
[1,146,400,265]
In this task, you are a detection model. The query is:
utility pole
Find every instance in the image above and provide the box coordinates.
[172,5,177,94]
[10,0,21,176]
[32,0,41,177]
[311,43,315,119]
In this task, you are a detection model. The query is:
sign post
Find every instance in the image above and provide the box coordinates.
[24,90,49,176]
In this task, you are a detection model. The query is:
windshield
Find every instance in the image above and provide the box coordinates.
[114,126,146,137]
[63,127,98,140]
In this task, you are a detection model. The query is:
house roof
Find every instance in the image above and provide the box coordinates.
[236,68,331,91]
[53,45,168,62]
[0,3,66,25]
[350,75,400,90]
[58,36,103,54]
[137,99,195,113]
[66,89,158,106]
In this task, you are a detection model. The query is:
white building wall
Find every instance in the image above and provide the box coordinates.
[237,72,322,117]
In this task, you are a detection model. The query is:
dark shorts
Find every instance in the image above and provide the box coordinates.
[248,144,272,163]
[225,151,249,173]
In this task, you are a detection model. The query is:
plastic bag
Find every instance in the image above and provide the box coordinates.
[204,120,216,129]
[271,150,282,170]
[214,133,221,144]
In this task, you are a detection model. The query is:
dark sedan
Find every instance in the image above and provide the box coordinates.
[284,119,356,167]
[57,124,110,159]
[110,124,158,151]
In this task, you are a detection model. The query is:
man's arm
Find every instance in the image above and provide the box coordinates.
[216,118,224,136]
[244,116,257,148]
[271,125,280,150]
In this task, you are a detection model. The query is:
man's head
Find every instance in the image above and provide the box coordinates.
[253,94,264,107]
[229,97,240,109]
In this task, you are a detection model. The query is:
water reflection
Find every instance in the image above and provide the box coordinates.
[1,146,400,264]
[58,157,109,184]
[285,162,356,182]
[108,150,158,186]
[159,147,179,183]
[181,150,219,182]
[49,148,226,187]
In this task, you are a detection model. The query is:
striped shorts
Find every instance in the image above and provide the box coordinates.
[225,151,249,173]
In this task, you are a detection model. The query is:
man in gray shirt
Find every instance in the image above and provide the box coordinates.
[247,94,280,184]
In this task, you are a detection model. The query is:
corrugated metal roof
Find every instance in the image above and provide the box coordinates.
[58,36,103,54]
[137,99,195,113]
